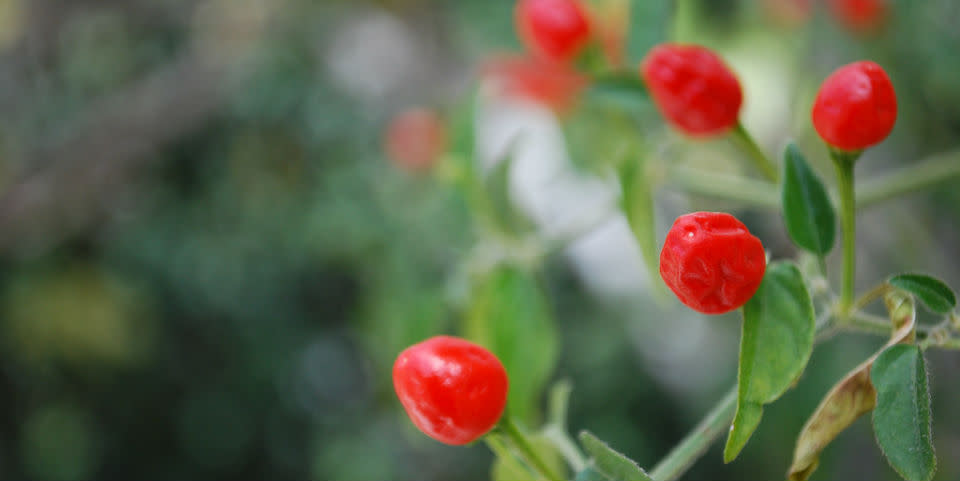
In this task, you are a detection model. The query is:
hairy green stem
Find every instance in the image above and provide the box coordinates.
[542,425,587,473]
[499,415,565,481]
[858,149,960,207]
[662,149,960,211]
[851,283,891,312]
[832,151,859,313]
[664,165,780,207]
[730,123,780,182]
[649,386,738,481]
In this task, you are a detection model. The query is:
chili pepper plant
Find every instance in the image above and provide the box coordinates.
[384,1,960,480]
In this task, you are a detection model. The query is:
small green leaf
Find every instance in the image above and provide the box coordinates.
[465,266,558,425]
[888,274,957,314]
[725,262,815,462]
[871,344,936,481]
[578,431,654,481]
[781,143,836,255]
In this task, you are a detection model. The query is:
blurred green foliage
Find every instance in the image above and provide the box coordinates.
[0,0,956,480]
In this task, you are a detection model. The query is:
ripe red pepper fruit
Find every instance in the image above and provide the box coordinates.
[383,108,447,172]
[812,60,896,151]
[660,212,767,315]
[640,43,744,137]
[828,0,887,33]
[483,54,588,114]
[515,0,591,63]
[393,336,509,445]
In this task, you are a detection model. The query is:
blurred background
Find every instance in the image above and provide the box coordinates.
[0,0,958,480]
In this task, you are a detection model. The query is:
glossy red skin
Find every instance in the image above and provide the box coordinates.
[828,0,887,32]
[515,0,591,63]
[384,108,447,172]
[660,212,766,315]
[812,61,896,151]
[484,54,588,113]
[640,44,743,137]
[393,336,508,445]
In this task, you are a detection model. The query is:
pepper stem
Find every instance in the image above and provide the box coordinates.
[730,122,780,182]
[498,414,566,481]
[831,148,861,314]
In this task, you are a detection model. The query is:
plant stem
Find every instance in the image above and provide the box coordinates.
[831,150,859,313]
[730,123,780,182]
[858,149,960,207]
[851,283,891,312]
[649,386,738,481]
[499,414,566,481]
[664,165,780,208]
[542,425,587,473]
[840,311,891,336]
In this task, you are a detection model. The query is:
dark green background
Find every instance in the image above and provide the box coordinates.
[0,0,957,480]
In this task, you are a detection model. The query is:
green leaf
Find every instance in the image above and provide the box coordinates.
[465,266,558,425]
[871,344,937,481]
[578,431,654,481]
[724,262,815,462]
[781,143,836,255]
[888,274,957,314]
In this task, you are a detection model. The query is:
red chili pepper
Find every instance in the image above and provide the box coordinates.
[812,60,896,151]
[640,43,744,137]
[393,336,509,445]
[515,0,591,63]
[660,212,767,314]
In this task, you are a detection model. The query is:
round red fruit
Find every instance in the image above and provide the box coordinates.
[660,212,767,315]
[393,336,508,445]
[515,0,591,63]
[640,44,743,137]
[812,60,896,151]
[384,108,447,172]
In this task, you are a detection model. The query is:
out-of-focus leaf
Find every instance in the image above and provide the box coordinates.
[781,142,836,255]
[787,292,917,481]
[888,274,957,314]
[465,265,558,425]
[578,431,654,481]
[725,262,815,462]
[618,152,665,296]
[872,345,936,481]
[582,73,648,110]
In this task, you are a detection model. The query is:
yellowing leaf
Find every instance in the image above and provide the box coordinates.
[787,292,916,481]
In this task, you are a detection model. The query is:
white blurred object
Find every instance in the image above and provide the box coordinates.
[475,92,649,295]
[324,9,423,102]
